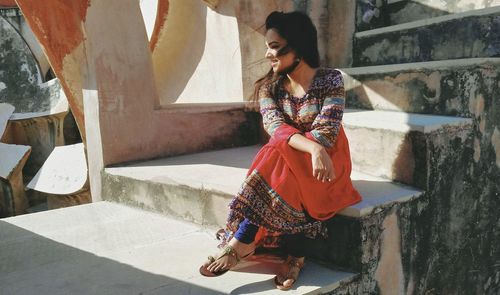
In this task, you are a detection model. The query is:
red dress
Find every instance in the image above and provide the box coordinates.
[225,68,362,246]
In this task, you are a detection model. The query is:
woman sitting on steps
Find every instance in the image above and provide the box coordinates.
[199,10,362,291]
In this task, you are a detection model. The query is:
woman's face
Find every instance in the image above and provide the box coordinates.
[265,29,296,73]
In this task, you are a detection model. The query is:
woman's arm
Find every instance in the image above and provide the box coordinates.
[294,70,346,182]
[259,83,301,141]
[288,133,335,183]
[304,70,345,148]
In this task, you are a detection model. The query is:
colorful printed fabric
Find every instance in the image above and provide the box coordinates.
[223,68,362,248]
[259,68,345,148]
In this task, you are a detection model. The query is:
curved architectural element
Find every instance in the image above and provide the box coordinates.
[149,0,168,51]
[15,0,89,142]
[151,0,243,104]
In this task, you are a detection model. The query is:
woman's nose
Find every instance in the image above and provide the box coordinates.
[265,48,274,59]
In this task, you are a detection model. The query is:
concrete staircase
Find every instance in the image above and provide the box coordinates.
[2,2,494,294]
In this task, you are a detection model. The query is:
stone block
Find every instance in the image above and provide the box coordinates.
[102,145,427,275]
[343,110,472,189]
[0,142,31,216]
[354,6,500,66]
[387,0,500,27]
[343,58,500,116]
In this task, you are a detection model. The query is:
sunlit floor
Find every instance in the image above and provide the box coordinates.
[0,201,355,295]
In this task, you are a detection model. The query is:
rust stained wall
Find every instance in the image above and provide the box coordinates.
[15,0,90,141]
[149,0,169,51]
[0,0,16,7]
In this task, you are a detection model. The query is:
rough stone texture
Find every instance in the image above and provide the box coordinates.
[1,8,51,79]
[354,7,500,66]
[357,0,500,31]
[389,0,500,27]
[0,15,44,108]
[344,112,472,189]
[343,58,500,116]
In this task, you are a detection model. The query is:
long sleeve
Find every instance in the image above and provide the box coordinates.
[305,71,345,148]
[259,83,301,142]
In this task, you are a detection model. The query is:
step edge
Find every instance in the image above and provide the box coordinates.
[103,168,424,220]
[344,109,473,133]
[355,5,500,38]
[341,58,500,75]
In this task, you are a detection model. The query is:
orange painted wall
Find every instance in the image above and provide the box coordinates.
[0,0,17,7]
[15,0,89,142]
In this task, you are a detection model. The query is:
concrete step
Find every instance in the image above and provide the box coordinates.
[103,144,424,273]
[103,145,423,223]
[342,58,500,116]
[353,6,500,66]
[343,109,472,189]
[0,201,356,294]
[384,0,500,27]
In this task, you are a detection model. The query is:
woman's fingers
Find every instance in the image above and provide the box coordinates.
[330,168,336,181]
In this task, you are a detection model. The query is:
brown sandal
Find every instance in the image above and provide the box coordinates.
[199,245,254,277]
[274,256,305,291]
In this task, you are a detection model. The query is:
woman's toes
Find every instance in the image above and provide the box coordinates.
[283,278,295,288]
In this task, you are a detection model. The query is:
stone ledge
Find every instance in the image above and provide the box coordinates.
[103,145,423,220]
[343,57,500,75]
[344,109,472,134]
[355,5,500,38]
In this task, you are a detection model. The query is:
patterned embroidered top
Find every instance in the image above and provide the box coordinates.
[258,68,345,148]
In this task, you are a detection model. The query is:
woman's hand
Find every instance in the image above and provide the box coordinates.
[311,146,335,182]
[287,133,335,182]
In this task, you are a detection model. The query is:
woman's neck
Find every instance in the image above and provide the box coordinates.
[286,62,317,96]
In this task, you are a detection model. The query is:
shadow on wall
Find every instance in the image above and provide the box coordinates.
[0,220,221,294]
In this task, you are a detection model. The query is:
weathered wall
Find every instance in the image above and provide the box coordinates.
[0,15,43,105]
[15,0,89,143]
[0,0,16,7]
[0,8,51,79]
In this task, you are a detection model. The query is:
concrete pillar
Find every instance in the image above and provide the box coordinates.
[327,0,357,68]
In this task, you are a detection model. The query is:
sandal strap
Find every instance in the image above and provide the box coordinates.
[214,245,240,263]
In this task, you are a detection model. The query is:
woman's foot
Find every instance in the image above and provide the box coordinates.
[274,256,305,290]
[199,238,255,277]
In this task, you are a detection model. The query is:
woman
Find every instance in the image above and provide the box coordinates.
[199,11,362,291]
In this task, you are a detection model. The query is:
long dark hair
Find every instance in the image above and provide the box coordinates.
[252,11,320,102]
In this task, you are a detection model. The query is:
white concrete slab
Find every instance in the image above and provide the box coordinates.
[343,109,472,133]
[27,143,87,194]
[0,201,356,295]
[0,102,15,136]
[0,142,31,179]
[106,144,422,218]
